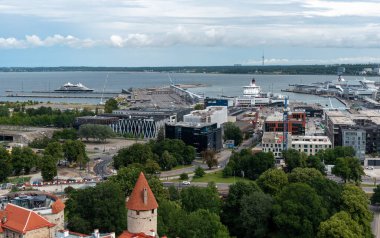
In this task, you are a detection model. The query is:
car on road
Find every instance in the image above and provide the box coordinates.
[182,181,191,185]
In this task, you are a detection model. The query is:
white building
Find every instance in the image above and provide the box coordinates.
[262,132,332,158]
[291,135,332,156]
[184,106,227,128]
[262,132,292,159]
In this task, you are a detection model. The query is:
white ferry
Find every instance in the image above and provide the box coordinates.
[55,82,94,92]
[235,78,286,107]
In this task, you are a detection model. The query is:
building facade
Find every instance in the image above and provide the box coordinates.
[264,111,306,135]
[342,129,366,160]
[291,135,332,156]
[183,106,228,128]
[165,122,222,152]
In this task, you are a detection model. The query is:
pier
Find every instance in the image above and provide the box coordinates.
[5,91,120,99]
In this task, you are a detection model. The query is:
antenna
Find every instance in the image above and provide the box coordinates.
[100,73,109,105]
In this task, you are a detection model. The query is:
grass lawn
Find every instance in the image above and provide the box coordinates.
[191,171,251,183]
[169,164,193,171]
[361,183,377,188]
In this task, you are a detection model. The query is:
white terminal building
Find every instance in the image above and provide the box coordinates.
[262,132,332,159]
[183,106,228,128]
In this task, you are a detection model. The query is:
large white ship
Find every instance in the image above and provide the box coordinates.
[55,82,94,92]
[235,78,286,107]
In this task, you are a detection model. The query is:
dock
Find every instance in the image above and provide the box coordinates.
[5,91,120,99]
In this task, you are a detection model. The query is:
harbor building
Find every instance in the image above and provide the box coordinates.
[183,106,228,128]
[165,122,222,152]
[76,108,191,139]
[204,97,233,107]
[264,111,306,135]
[290,135,332,156]
[262,132,331,159]
[325,110,380,159]
[262,132,291,159]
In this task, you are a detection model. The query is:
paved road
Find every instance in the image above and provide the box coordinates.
[93,155,114,177]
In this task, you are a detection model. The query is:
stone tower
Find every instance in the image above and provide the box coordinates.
[126,172,158,236]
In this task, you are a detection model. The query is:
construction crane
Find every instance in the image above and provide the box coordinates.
[282,97,289,150]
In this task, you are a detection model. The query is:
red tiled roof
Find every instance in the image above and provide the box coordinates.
[126,172,158,211]
[1,203,55,234]
[51,199,65,214]
[118,231,154,238]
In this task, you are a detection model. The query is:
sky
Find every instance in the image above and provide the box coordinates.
[1,0,380,66]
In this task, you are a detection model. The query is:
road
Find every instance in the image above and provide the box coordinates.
[162,181,230,193]
[93,155,114,177]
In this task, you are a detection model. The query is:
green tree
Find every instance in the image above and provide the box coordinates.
[307,155,326,174]
[257,168,288,195]
[52,128,78,140]
[241,192,274,238]
[307,177,343,217]
[156,127,165,142]
[223,122,243,146]
[109,164,144,195]
[159,150,177,170]
[0,148,12,182]
[221,181,261,237]
[194,166,205,178]
[273,183,328,238]
[40,155,57,181]
[144,159,160,175]
[63,140,88,167]
[180,173,189,180]
[317,211,364,238]
[194,103,204,110]
[104,98,119,113]
[332,157,364,183]
[283,149,307,172]
[66,181,127,235]
[288,167,324,184]
[180,186,221,214]
[78,124,115,142]
[113,143,153,169]
[371,185,380,205]
[340,185,373,237]
[183,209,230,238]
[0,106,9,117]
[11,147,37,175]
[168,185,180,201]
[44,141,63,163]
[201,149,218,169]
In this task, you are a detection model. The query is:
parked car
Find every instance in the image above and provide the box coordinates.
[182,181,191,185]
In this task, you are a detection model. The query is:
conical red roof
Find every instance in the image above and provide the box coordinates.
[126,172,158,211]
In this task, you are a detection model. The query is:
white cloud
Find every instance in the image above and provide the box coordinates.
[1,1,380,49]
[0,35,97,49]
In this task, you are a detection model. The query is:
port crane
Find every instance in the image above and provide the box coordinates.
[282,97,289,150]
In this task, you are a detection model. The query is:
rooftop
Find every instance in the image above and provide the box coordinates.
[166,121,216,128]
[126,172,158,211]
[0,203,55,234]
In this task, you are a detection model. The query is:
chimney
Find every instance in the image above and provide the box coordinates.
[143,188,148,205]
[2,215,7,224]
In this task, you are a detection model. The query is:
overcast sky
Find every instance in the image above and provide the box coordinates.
[1,0,380,66]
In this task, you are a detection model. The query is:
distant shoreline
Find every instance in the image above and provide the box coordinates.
[0,64,380,76]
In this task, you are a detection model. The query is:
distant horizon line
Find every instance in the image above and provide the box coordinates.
[1,63,380,68]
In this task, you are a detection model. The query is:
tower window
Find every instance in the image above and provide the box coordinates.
[136,211,140,215]
[152,209,154,214]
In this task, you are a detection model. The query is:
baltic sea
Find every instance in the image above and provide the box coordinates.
[0,71,370,107]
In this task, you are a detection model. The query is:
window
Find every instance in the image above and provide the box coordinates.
[152,209,154,214]
[136,211,140,215]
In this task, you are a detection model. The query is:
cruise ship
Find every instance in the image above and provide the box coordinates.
[235,78,286,107]
[54,82,94,92]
